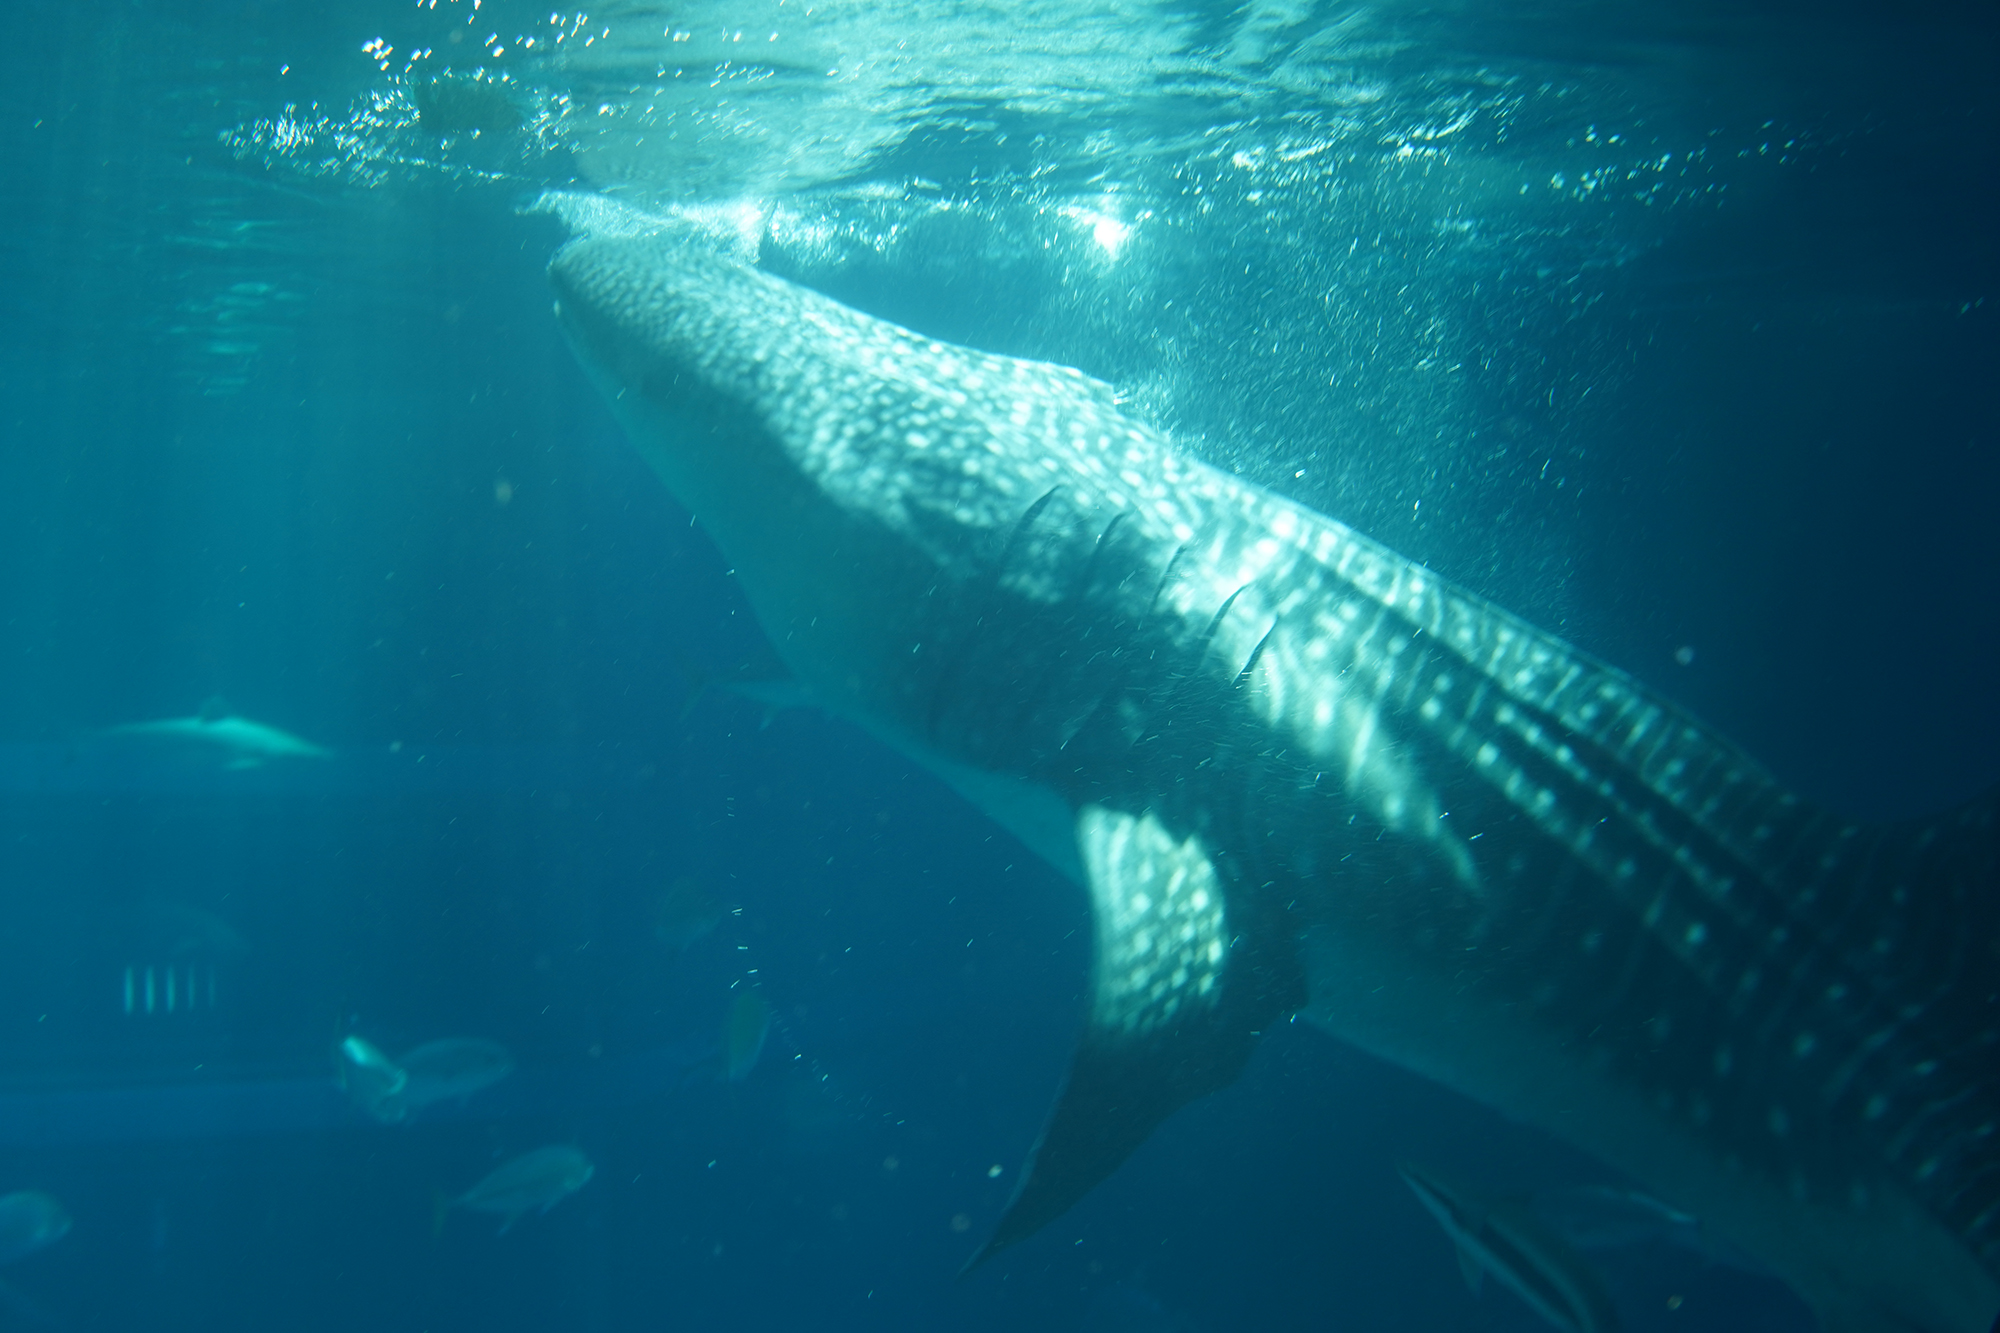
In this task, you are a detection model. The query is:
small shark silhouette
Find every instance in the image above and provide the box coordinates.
[100,697,331,769]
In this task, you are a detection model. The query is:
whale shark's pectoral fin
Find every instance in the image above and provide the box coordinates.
[966,804,1301,1269]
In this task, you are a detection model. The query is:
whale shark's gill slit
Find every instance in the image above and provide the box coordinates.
[1195,585,1249,663]
[920,497,1206,781]
[1144,543,1191,622]
[1001,487,1064,563]
[1078,509,1132,589]
[1004,512,1183,766]
[917,487,1065,746]
[1232,622,1279,692]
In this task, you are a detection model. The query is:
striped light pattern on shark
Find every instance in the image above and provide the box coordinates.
[547,217,1999,1332]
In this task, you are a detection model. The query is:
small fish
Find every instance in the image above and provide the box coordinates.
[0,1192,70,1264]
[1401,1162,1620,1333]
[653,876,725,953]
[338,1036,515,1123]
[452,1145,594,1234]
[101,697,330,769]
[724,991,771,1082]
[336,1036,409,1123]
[396,1038,515,1113]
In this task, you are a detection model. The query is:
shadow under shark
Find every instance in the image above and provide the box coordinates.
[547,216,1999,1333]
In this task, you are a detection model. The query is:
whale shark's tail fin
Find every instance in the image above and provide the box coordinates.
[964,804,1303,1271]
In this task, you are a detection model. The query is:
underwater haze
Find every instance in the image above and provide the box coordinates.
[0,0,1995,1331]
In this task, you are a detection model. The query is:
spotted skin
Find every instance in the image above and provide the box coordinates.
[550,228,1999,1331]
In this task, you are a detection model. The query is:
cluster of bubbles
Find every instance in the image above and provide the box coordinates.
[211,0,1832,620]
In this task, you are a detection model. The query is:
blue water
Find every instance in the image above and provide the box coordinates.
[0,0,1994,1328]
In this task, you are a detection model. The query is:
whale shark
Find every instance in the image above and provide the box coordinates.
[547,221,1999,1333]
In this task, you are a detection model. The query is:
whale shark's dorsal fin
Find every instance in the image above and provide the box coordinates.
[966,804,1303,1268]
[197,695,230,723]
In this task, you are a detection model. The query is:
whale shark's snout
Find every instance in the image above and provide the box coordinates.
[549,235,741,451]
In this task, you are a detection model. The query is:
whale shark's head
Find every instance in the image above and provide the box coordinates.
[549,230,1139,727]
[550,234,811,529]
[551,231,940,713]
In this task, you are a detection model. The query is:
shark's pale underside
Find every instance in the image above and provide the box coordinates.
[548,224,1999,1333]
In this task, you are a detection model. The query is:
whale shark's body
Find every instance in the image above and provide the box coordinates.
[549,225,1999,1333]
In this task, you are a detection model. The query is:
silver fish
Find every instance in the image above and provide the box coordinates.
[336,1036,408,1123]
[652,876,726,953]
[0,1192,70,1265]
[453,1145,594,1233]
[395,1038,516,1114]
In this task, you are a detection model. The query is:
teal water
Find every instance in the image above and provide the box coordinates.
[0,0,1994,1329]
